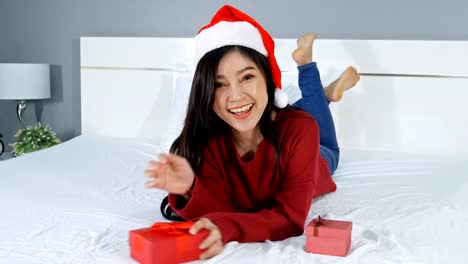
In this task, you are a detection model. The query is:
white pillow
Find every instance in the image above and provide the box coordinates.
[158,72,194,153]
[282,72,302,104]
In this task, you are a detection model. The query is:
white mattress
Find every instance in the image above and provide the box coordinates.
[0,135,467,264]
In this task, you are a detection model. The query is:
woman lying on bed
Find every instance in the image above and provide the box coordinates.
[144,5,359,260]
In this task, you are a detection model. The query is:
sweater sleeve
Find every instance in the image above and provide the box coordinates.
[168,146,234,218]
[203,119,322,243]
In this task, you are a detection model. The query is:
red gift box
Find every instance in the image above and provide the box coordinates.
[129,221,209,264]
[305,216,352,257]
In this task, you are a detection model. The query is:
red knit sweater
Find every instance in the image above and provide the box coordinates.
[169,109,336,244]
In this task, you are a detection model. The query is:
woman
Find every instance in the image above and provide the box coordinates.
[145,5,359,260]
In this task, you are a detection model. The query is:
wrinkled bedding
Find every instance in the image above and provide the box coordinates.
[1,135,467,264]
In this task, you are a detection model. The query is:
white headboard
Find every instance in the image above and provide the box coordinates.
[80,37,468,158]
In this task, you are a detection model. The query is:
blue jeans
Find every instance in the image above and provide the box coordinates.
[292,62,340,174]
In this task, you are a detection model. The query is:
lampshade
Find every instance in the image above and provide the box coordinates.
[0,63,51,100]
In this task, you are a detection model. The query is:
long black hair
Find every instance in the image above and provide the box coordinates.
[170,45,280,173]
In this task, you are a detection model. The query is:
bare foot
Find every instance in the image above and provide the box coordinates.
[324,66,360,102]
[292,33,317,66]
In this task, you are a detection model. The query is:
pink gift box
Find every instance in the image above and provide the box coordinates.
[305,216,352,257]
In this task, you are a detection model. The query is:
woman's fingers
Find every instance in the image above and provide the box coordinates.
[145,161,160,176]
[199,226,222,249]
[144,178,160,188]
[160,153,190,167]
[189,218,224,260]
[145,154,194,194]
[189,218,210,235]
[200,240,223,260]
[144,161,172,188]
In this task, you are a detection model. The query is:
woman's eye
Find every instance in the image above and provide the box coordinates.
[215,82,225,88]
[242,74,255,81]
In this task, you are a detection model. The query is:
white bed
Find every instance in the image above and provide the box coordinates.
[1,136,467,263]
[1,37,468,263]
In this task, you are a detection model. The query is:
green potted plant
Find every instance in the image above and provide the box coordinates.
[11,124,61,156]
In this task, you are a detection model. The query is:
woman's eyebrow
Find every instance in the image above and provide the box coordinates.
[217,66,256,79]
[237,66,256,74]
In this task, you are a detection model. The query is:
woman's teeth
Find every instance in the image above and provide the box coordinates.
[229,103,253,114]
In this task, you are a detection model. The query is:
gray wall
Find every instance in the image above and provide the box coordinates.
[0,2,5,59]
[0,1,12,151]
[1,0,467,151]
[0,1,5,73]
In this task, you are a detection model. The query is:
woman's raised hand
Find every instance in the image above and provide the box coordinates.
[144,153,194,195]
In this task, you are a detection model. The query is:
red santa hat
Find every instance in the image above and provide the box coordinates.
[194,5,289,108]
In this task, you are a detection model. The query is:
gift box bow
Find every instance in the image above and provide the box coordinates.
[308,216,352,239]
[150,222,194,236]
[312,216,325,226]
[311,216,327,237]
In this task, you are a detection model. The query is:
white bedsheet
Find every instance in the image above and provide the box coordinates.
[0,135,467,264]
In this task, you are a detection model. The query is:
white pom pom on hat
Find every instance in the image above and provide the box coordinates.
[274,88,289,108]
[195,5,288,108]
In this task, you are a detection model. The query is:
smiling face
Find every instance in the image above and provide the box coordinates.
[212,50,269,137]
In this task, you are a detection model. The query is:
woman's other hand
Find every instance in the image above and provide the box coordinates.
[144,153,194,195]
[190,218,224,260]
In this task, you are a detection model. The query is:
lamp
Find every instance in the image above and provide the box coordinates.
[0,63,51,126]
